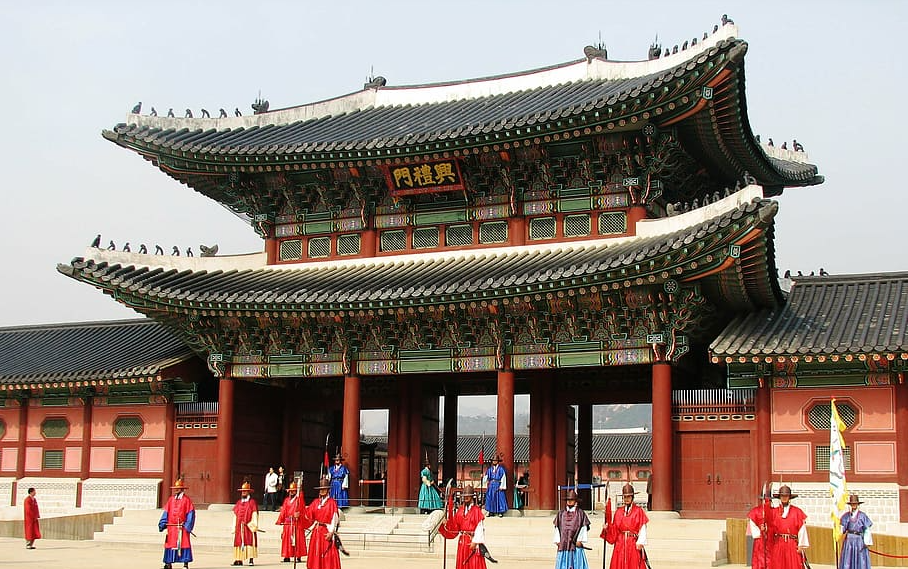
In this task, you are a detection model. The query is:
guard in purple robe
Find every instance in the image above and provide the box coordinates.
[553,490,591,569]
[840,494,873,569]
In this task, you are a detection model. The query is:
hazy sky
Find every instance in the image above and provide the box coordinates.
[2,1,905,327]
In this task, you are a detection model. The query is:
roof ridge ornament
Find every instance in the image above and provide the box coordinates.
[252,90,269,115]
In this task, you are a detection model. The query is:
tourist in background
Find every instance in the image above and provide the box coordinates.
[839,494,873,569]
[515,471,529,510]
[264,467,279,511]
[23,487,40,550]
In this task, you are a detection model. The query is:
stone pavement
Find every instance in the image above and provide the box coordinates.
[1,537,838,569]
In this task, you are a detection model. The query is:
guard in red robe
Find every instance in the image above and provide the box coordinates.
[448,484,488,569]
[23,487,40,549]
[232,481,259,566]
[306,476,342,569]
[277,480,310,563]
[768,485,808,569]
[746,487,773,569]
[603,483,648,569]
[158,478,195,569]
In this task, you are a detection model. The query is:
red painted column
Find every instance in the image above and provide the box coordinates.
[508,217,526,246]
[626,206,648,236]
[496,367,515,508]
[539,380,556,510]
[265,238,279,264]
[896,377,908,521]
[577,403,593,510]
[651,362,674,511]
[391,380,411,507]
[756,380,772,492]
[443,385,459,485]
[342,373,361,505]
[163,397,175,506]
[361,228,377,257]
[215,379,235,504]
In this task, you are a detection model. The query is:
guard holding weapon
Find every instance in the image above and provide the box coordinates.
[277,479,310,564]
[746,483,773,569]
[306,476,346,569]
[231,481,260,566]
[768,485,809,569]
[554,489,592,569]
[158,478,196,569]
[440,484,495,569]
[602,484,648,569]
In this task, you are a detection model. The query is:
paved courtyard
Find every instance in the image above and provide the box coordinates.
[0,537,838,569]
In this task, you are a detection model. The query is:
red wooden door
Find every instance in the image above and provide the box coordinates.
[179,438,218,505]
[712,433,752,512]
[676,432,751,513]
[677,433,714,510]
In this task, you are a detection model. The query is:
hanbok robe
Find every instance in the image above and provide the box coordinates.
[277,492,310,560]
[306,496,341,569]
[232,496,259,561]
[158,492,195,565]
[747,503,771,569]
[449,503,487,569]
[418,467,443,511]
[840,510,873,569]
[483,464,508,515]
[554,506,591,569]
[768,504,808,569]
[603,504,649,569]
[24,494,41,544]
[328,463,350,508]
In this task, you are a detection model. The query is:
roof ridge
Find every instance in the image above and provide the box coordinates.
[0,317,159,334]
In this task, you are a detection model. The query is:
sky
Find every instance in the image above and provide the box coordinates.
[1,1,905,327]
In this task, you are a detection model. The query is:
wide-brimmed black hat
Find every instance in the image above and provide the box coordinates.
[315,476,332,490]
[773,485,798,499]
[620,483,638,496]
[460,485,476,497]
[847,494,864,505]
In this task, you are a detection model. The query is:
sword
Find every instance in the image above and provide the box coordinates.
[640,546,653,569]
[801,550,812,569]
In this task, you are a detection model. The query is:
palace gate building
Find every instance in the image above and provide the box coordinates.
[41,20,907,519]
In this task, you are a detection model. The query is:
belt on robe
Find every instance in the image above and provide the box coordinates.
[846,530,863,535]
[621,531,638,538]
[775,533,798,541]
[459,531,474,536]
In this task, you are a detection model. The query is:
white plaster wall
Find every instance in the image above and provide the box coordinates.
[82,478,162,510]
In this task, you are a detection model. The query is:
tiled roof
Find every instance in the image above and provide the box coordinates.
[710,272,908,357]
[59,198,781,313]
[438,433,651,462]
[103,33,820,190]
[0,319,194,385]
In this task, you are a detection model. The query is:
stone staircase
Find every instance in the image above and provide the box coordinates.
[93,508,728,566]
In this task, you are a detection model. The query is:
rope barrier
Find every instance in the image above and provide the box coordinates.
[868,548,908,559]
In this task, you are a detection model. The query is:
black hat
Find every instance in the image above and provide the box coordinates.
[847,494,864,506]
[773,485,798,499]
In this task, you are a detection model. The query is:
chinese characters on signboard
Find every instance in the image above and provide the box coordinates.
[384,160,464,196]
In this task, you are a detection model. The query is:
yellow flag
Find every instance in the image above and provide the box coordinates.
[829,399,848,552]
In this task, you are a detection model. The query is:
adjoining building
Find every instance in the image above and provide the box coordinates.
[15,19,896,521]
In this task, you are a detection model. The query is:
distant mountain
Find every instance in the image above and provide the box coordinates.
[361,404,652,435]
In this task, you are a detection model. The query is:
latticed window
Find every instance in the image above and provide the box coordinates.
[413,227,439,249]
[41,418,69,439]
[279,239,303,261]
[564,214,591,237]
[116,449,139,470]
[816,445,852,471]
[114,417,144,438]
[380,230,406,252]
[636,470,651,479]
[337,234,361,256]
[0,419,6,440]
[307,236,331,258]
[479,221,508,244]
[446,224,473,247]
[607,470,623,479]
[529,217,556,240]
[807,402,857,430]
[599,212,628,235]
[43,449,64,470]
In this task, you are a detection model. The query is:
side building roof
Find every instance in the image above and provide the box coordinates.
[0,318,195,387]
[710,271,908,359]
